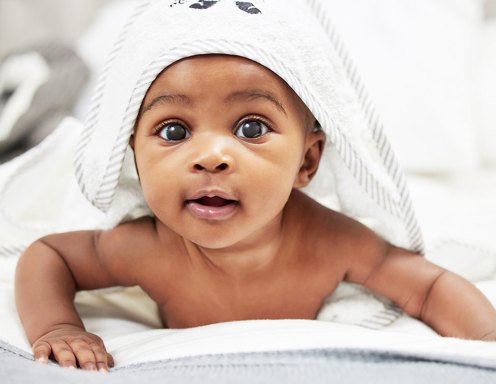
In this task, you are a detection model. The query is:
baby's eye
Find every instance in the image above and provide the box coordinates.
[235,120,269,139]
[158,123,190,141]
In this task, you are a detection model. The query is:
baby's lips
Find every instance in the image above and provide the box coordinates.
[186,198,239,220]
[187,189,237,202]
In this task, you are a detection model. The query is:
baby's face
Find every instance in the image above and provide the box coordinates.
[133,55,318,249]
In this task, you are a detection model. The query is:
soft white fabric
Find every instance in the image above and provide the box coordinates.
[475,19,496,166]
[74,0,138,121]
[408,171,496,281]
[2,257,496,368]
[324,0,484,174]
[0,118,104,255]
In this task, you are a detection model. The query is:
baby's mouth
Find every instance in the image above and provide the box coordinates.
[193,196,236,207]
[186,194,239,220]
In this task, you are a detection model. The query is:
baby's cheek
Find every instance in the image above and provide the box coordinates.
[139,175,173,214]
[249,166,295,207]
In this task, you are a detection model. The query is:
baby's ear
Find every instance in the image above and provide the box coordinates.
[294,127,325,188]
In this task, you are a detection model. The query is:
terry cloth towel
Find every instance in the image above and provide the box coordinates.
[75,0,424,252]
[0,0,424,329]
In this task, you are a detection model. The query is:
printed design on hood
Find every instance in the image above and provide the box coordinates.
[170,0,262,14]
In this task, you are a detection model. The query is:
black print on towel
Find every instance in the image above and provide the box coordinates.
[235,2,261,14]
[170,0,261,15]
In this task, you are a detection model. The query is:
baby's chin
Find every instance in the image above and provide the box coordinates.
[182,222,275,252]
[182,231,247,251]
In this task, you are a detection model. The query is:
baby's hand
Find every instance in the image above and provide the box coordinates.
[32,324,114,371]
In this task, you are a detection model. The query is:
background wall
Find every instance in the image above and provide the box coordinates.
[0,0,110,57]
[487,0,496,17]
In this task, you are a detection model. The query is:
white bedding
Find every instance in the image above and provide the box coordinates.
[2,266,496,368]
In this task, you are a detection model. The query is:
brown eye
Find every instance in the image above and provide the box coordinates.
[158,123,190,141]
[235,121,268,139]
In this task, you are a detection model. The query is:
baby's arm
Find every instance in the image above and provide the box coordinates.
[15,229,136,371]
[345,227,496,340]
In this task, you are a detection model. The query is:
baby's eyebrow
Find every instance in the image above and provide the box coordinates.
[141,94,192,116]
[225,90,287,115]
[140,90,287,117]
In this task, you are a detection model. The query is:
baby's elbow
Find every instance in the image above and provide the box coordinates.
[397,270,447,322]
[398,291,429,319]
[413,269,449,321]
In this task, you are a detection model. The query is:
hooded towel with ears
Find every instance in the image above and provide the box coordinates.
[0,0,424,328]
[75,0,424,253]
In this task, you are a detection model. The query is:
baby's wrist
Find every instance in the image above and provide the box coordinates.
[481,330,496,342]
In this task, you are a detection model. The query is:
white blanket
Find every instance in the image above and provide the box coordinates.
[2,267,496,367]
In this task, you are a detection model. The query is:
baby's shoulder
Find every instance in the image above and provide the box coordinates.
[287,190,387,260]
[102,215,157,242]
[96,216,181,283]
[287,190,363,237]
[97,216,162,262]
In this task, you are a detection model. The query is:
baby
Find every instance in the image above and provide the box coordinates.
[14,53,496,373]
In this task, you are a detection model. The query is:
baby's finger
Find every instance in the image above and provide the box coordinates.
[70,340,97,371]
[50,340,77,369]
[33,340,51,364]
[90,343,110,372]
[107,353,114,368]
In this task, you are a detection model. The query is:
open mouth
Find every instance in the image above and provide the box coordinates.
[193,196,236,207]
[186,194,239,220]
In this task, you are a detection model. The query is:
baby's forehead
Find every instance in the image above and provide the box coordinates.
[140,54,311,121]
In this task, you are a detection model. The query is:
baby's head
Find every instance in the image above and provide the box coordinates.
[130,54,325,248]
[74,1,421,252]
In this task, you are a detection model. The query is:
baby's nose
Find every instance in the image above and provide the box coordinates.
[190,137,235,173]
[193,159,230,172]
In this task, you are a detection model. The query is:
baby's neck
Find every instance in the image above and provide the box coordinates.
[184,221,286,279]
